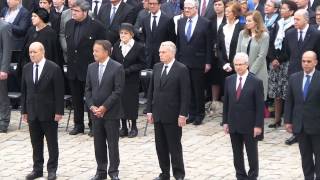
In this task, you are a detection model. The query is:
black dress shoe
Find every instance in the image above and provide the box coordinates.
[48,172,56,180]
[25,171,43,180]
[285,135,298,145]
[268,121,281,128]
[90,174,107,180]
[128,127,138,138]
[69,127,84,135]
[111,175,120,180]
[0,129,7,133]
[119,128,128,137]
[176,178,184,180]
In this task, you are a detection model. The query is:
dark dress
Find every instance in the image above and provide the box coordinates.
[111,40,145,120]
[23,25,60,66]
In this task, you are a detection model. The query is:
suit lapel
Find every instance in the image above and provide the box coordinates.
[110,2,124,26]
[297,72,304,101]
[155,64,163,88]
[231,75,237,101]
[189,18,201,42]
[37,61,49,86]
[302,27,312,48]
[161,61,176,87]
[99,61,111,88]
[105,4,112,26]
[305,70,319,101]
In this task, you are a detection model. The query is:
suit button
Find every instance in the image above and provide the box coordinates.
[75,50,77,53]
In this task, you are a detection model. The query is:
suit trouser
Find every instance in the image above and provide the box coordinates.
[93,118,120,177]
[154,122,185,179]
[28,119,58,172]
[0,80,10,130]
[297,132,320,180]
[69,79,91,129]
[230,133,259,180]
[187,68,205,118]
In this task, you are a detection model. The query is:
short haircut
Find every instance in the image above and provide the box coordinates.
[148,0,161,5]
[160,41,176,55]
[29,42,46,53]
[282,0,298,13]
[213,0,226,6]
[94,40,112,55]
[295,9,309,22]
[303,51,318,61]
[40,0,53,4]
[184,0,199,8]
[233,52,249,64]
[74,0,90,11]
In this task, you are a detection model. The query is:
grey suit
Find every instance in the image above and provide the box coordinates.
[59,9,71,63]
[0,20,13,131]
[85,59,125,178]
[237,31,269,100]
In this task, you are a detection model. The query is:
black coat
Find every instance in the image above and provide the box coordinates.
[142,12,176,68]
[223,73,264,134]
[176,16,213,69]
[65,17,106,81]
[285,70,320,135]
[111,41,146,119]
[21,60,64,121]
[23,26,61,66]
[97,2,135,45]
[146,61,191,124]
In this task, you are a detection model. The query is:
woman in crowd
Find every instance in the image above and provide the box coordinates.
[38,0,60,34]
[23,8,59,65]
[268,0,297,128]
[217,1,243,83]
[112,23,146,138]
[207,0,226,116]
[236,10,269,100]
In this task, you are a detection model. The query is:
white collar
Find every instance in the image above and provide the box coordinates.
[120,39,135,47]
[151,10,161,18]
[99,57,110,66]
[34,58,46,67]
[237,70,249,79]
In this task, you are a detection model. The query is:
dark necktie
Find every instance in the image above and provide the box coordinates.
[93,0,99,17]
[236,77,242,100]
[35,64,39,84]
[160,65,168,86]
[247,38,252,55]
[186,19,192,41]
[152,15,157,35]
[303,75,311,100]
[298,30,303,48]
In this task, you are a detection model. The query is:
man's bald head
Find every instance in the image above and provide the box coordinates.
[302,51,318,74]
[29,42,45,63]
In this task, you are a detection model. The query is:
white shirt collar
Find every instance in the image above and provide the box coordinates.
[236,70,249,88]
[112,1,121,9]
[120,38,135,47]
[188,14,198,23]
[34,58,46,68]
[300,24,309,33]
[99,57,109,66]
[237,70,249,80]
[151,10,161,18]
[162,59,175,74]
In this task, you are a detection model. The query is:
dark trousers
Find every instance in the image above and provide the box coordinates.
[154,122,185,179]
[93,118,120,177]
[0,80,10,129]
[28,119,58,173]
[188,68,205,118]
[297,132,320,180]
[69,79,91,129]
[230,133,259,180]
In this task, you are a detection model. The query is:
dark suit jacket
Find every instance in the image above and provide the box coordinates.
[146,61,190,124]
[217,21,243,68]
[21,60,64,121]
[65,17,106,81]
[255,3,265,18]
[223,73,264,134]
[142,11,176,67]
[198,0,214,20]
[311,0,320,11]
[97,2,135,44]
[284,70,320,135]
[0,7,31,50]
[85,59,125,120]
[281,26,320,75]
[176,16,213,69]
[0,21,13,73]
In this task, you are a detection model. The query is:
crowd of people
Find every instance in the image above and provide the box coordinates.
[1,0,320,179]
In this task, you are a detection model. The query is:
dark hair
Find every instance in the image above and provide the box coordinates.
[40,0,53,4]
[94,40,112,55]
[148,0,161,5]
[33,8,50,23]
[213,0,226,5]
[282,0,298,13]
[119,23,134,35]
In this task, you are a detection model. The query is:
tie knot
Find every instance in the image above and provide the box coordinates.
[239,77,242,81]
[100,64,104,67]
[306,74,310,79]
[188,19,192,23]
[94,0,99,4]
[35,64,39,68]
[153,15,157,19]
[112,6,116,10]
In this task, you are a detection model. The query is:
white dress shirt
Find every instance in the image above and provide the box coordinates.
[150,10,162,30]
[298,24,309,41]
[236,70,249,90]
[33,58,46,83]
[161,59,175,75]
[4,6,20,23]
[120,39,135,57]
[199,0,209,16]
[185,14,199,37]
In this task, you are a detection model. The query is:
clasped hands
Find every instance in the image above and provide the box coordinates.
[22,114,63,123]
[147,114,187,127]
[223,124,262,137]
[90,106,107,118]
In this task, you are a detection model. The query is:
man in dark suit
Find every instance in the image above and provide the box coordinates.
[0,20,13,133]
[281,9,320,145]
[146,41,190,180]
[284,51,320,180]
[176,0,213,125]
[21,42,64,180]
[295,0,317,24]
[88,0,108,18]
[97,0,135,44]
[65,0,106,136]
[310,0,320,11]
[142,0,176,68]
[85,40,124,180]
[223,52,264,180]
[198,0,214,19]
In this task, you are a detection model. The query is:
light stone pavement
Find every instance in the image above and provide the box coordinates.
[0,107,304,180]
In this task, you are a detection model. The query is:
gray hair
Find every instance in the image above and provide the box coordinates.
[233,52,249,64]
[74,0,90,11]
[184,0,199,8]
[295,9,309,22]
[160,41,177,55]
